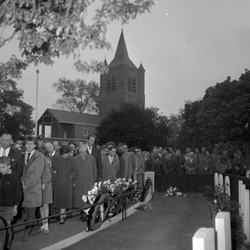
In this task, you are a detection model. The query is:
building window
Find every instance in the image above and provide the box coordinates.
[63,132,67,138]
[128,75,131,91]
[132,77,136,93]
[83,128,88,136]
[111,75,116,91]
[107,77,111,92]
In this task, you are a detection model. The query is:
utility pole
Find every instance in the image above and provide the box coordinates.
[35,69,39,136]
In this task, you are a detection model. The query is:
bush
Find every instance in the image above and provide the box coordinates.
[203,184,247,250]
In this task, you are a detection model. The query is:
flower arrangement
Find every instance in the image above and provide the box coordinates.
[163,186,186,197]
[82,178,136,204]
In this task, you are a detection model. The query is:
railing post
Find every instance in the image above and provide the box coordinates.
[215,212,232,250]
[192,227,215,250]
[144,172,155,192]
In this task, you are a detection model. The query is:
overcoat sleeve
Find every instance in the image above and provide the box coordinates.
[23,154,45,189]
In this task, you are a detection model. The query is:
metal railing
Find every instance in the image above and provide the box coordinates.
[0,179,153,248]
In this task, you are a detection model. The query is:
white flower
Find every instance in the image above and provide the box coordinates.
[88,191,92,196]
[82,195,87,202]
[123,178,126,182]
[103,181,107,185]
[128,178,132,182]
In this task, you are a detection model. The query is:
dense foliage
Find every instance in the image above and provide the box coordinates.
[0,0,154,72]
[0,81,34,139]
[203,184,246,250]
[53,78,99,114]
[95,103,171,150]
[176,69,250,151]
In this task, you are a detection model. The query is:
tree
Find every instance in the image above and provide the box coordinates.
[174,69,250,167]
[196,70,250,143]
[175,100,212,150]
[0,55,27,114]
[167,113,184,148]
[95,103,171,150]
[52,78,99,114]
[196,69,250,167]
[0,0,154,73]
[0,80,34,139]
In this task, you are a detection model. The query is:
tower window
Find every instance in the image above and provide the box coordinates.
[107,77,111,92]
[132,77,136,93]
[128,75,131,91]
[112,75,116,91]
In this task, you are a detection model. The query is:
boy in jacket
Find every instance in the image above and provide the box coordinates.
[0,156,22,249]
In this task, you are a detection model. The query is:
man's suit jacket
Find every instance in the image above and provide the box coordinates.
[117,152,132,179]
[101,156,120,183]
[8,148,23,179]
[87,146,102,181]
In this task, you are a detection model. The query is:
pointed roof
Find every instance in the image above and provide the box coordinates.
[103,58,108,66]
[109,30,137,69]
[139,62,145,70]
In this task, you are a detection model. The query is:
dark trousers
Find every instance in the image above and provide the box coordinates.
[24,207,37,235]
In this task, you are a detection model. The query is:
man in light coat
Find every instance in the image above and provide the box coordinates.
[21,136,45,242]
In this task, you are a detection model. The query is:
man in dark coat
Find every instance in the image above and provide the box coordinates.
[72,145,97,208]
[172,149,185,174]
[86,135,102,181]
[0,132,23,179]
[117,143,132,180]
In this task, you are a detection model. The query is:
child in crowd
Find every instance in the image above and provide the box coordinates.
[0,156,22,250]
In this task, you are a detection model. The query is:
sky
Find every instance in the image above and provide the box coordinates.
[1,0,250,122]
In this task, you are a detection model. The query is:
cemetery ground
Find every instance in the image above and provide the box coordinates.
[10,192,212,250]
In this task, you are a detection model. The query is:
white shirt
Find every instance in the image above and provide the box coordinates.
[86,144,92,155]
[108,156,113,164]
[0,147,10,157]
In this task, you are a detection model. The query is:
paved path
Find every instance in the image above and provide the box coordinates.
[9,192,211,250]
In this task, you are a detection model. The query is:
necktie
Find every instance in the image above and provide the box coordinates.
[110,157,113,164]
[2,149,6,156]
[27,153,31,163]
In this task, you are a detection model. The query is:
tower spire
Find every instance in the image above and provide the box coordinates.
[109,30,137,69]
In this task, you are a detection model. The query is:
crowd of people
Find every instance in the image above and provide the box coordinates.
[0,131,248,249]
[143,146,247,176]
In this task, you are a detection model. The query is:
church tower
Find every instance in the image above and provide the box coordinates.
[99,30,145,117]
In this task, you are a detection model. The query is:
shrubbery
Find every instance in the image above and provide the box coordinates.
[203,184,246,250]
